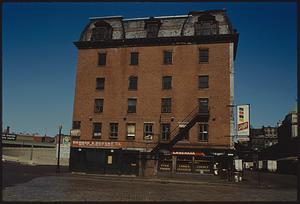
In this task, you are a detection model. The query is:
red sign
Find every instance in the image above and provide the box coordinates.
[72,140,122,148]
[238,122,248,131]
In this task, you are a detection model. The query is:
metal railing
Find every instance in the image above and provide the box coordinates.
[152,105,209,153]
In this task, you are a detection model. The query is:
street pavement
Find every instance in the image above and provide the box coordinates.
[2,161,297,202]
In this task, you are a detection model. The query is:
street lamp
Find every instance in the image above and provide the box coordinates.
[56,125,62,173]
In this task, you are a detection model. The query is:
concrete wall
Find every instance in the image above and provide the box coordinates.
[2,147,69,166]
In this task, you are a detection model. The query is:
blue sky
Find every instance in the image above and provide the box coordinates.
[3,2,297,136]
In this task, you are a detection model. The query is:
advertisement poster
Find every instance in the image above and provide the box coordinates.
[56,136,71,159]
[237,104,250,136]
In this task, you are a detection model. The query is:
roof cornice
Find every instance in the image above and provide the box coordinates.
[74,33,239,59]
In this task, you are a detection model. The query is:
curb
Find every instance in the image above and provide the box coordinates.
[69,172,251,188]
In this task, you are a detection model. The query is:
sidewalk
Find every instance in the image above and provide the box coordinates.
[2,155,69,166]
[67,171,252,188]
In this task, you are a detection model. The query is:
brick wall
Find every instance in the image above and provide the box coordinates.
[73,43,231,149]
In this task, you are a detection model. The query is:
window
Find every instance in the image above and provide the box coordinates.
[198,98,209,113]
[144,123,154,140]
[195,21,218,36]
[161,98,171,113]
[93,123,102,138]
[96,78,105,90]
[126,123,136,140]
[179,122,190,141]
[94,99,104,113]
[199,49,209,63]
[130,52,139,65]
[98,53,106,66]
[128,76,138,90]
[199,123,208,141]
[72,121,81,129]
[110,123,118,139]
[162,76,172,90]
[161,123,170,141]
[198,76,209,89]
[164,51,172,64]
[128,99,137,113]
[91,21,112,41]
[146,24,159,38]
[194,14,218,36]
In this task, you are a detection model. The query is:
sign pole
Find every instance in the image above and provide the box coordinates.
[56,125,62,173]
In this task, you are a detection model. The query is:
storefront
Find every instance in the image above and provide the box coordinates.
[69,140,140,175]
[158,150,214,174]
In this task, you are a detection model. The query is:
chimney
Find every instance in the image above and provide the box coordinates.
[6,126,10,134]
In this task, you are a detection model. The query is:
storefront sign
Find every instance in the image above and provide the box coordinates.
[237,104,250,136]
[172,151,205,156]
[72,140,122,148]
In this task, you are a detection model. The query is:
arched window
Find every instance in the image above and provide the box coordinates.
[194,14,218,36]
[91,21,113,41]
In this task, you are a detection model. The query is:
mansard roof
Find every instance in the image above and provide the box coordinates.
[75,9,239,58]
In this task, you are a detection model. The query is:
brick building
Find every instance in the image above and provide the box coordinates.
[70,9,239,176]
[250,126,278,151]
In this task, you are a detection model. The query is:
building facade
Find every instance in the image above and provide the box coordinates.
[250,126,278,151]
[70,10,239,175]
[278,108,298,145]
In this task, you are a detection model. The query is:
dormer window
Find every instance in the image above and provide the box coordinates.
[91,21,113,41]
[194,14,218,36]
[147,24,159,38]
[145,18,161,38]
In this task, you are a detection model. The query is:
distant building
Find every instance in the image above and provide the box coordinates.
[2,127,55,147]
[278,107,298,145]
[258,106,298,174]
[250,126,278,151]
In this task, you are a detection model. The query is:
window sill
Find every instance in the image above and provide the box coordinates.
[178,140,190,143]
[92,137,102,140]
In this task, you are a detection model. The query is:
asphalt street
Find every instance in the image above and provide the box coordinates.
[2,161,298,202]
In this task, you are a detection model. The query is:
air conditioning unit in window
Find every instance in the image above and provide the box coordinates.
[144,135,153,140]
[93,133,101,137]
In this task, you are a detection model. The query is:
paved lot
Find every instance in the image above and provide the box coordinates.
[2,161,297,202]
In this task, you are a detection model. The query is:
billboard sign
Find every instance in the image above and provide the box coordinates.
[237,104,250,136]
[2,134,17,141]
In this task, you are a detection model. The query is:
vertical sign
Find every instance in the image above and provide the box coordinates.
[237,104,250,136]
[56,136,71,159]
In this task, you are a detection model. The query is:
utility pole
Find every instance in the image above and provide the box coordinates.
[56,125,62,173]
